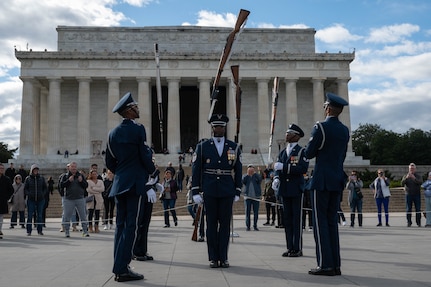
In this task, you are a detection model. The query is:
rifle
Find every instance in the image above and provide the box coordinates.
[231,65,242,143]
[191,204,203,241]
[208,9,250,122]
[268,77,279,163]
[154,43,164,150]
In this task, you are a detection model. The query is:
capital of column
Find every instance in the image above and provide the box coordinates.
[255,77,270,84]
[106,77,121,83]
[76,77,92,83]
[46,77,63,83]
[336,77,351,84]
[198,77,212,83]
[310,77,326,84]
[136,77,151,83]
[284,78,298,84]
[166,77,181,83]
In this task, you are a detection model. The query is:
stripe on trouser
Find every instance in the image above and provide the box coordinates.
[299,193,304,250]
[131,195,143,259]
[312,189,322,267]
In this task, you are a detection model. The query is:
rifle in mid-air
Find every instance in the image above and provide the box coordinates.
[231,65,242,144]
[207,9,250,122]
[154,43,163,150]
[268,77,279,163]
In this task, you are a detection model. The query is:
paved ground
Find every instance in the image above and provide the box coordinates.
[1,212,430,287]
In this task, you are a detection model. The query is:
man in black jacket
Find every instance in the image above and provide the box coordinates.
[24,164,47,236]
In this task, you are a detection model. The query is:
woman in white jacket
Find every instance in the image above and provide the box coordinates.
[369,169,391,227]
[86,170,105,233]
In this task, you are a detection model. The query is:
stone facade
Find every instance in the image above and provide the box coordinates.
[15,26,368,168]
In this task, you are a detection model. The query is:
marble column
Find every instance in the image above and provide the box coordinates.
[167,77,181,154]
[39,87,48,155]
[198,78,212,140]
[137,77,152,147]
[257,78,270,154]
[77,77,92,156]
[32,83,41,155]
[47,77,62,156]
[285,78,299,126]
[312,78,326,122]
[19,77,35,156]
[107,78,121,132]
[337,77,353,152]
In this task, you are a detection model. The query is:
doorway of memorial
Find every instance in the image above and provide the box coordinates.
[179,86,226,153]
[151,86,168,153]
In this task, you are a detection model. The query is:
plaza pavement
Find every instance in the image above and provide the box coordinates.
[0,212,430,287]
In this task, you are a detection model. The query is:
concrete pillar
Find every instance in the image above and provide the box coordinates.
[137,77,152,146]
[39,87,48,155]
[107,77,121,132]
[167,77,181,154]
[337,77,353,152]
[32,83,41,155]
[198,78,212,140]
[19,77,35,156]
[77,77,92,155]
[256,78,270,155]
[285,78,298,125]
[312,78,326,122]
[47,77,62,156]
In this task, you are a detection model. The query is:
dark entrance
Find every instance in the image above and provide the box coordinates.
[179,86,199,152]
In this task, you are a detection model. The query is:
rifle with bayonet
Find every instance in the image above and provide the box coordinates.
[154,43,164,150]
[231,65,242,144]
[268,77,279,163]
[207,9,250,122]
[191,204,203,241]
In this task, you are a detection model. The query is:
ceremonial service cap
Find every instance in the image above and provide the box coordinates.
[286,123,304,137]
[208,114,229,127]
[112,92,138,113]
[324,92,349,108]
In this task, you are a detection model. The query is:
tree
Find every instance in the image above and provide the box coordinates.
[0,142,18,163]
[351,123,383,160]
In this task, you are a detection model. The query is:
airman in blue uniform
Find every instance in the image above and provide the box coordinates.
[305,93,349,276]
[191,114,242,268]
[273,123,309,258]
[105,92,157,282]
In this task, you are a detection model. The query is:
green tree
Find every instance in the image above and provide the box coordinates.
[352,123,383,160]
[0,142,18,163]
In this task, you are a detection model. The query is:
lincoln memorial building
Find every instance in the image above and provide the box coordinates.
[15,26,368,167]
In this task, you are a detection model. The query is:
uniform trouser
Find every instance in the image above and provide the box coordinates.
[406,194,421,226]
[283,195,303,251]
[311,189,341,269]
[204,196,234,262]
[113,189,142,274]
[134,196,152,256]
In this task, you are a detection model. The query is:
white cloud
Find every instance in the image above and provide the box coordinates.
[316,24,362,44]
[187,10,238,27]
[257,23,309,29]
[122,0,154,7]
[366,23,420,44]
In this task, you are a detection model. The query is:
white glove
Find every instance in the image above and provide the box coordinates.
[146,175,159,186]
[155,183,164,193]
[234,195,240,202]
[193,194,203,205]
[146,188,157,203]
[272,178,280,191]
[274,162,283,171]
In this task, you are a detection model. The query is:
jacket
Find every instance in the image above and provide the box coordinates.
[24,173,47,202]
[0,175,14,214]
[242,172,262,198]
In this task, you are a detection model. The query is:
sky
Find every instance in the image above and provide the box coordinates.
[1,0,431,152]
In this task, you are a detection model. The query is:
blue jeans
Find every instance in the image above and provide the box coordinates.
[375,197,389,224]
[424,197,431,226]
[62,198,88,233]
[163,198,177,226]
[11,210,25,226]
[27,199,45,234]
[244,198,260,229]
[406,194,421,226]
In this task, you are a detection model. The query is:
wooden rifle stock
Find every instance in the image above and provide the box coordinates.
[154,43,164,150]
[268,77,279,163]
[191,204,203,241]
[208,9,250,122]
[231,65,242,143]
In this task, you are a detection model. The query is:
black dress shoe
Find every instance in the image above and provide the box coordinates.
[220,260,230,268]
[115,271,144,282]
[335,267,342,275]
[288,250,303,257]
[308,267,336,276]
[282,250,291,257]
[210,260,218,268]
[133,254,154,261]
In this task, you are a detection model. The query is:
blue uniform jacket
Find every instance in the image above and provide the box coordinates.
[191,138,242,198]
[304,117,349,191]
[274,144,309,197]
[105,119,156,196]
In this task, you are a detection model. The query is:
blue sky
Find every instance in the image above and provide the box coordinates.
[1,0,431,152]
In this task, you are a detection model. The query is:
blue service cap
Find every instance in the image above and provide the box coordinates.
[112,92,137,113]
[286,123,304,137]
[324,92,348,108]
[208,114,229,126]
